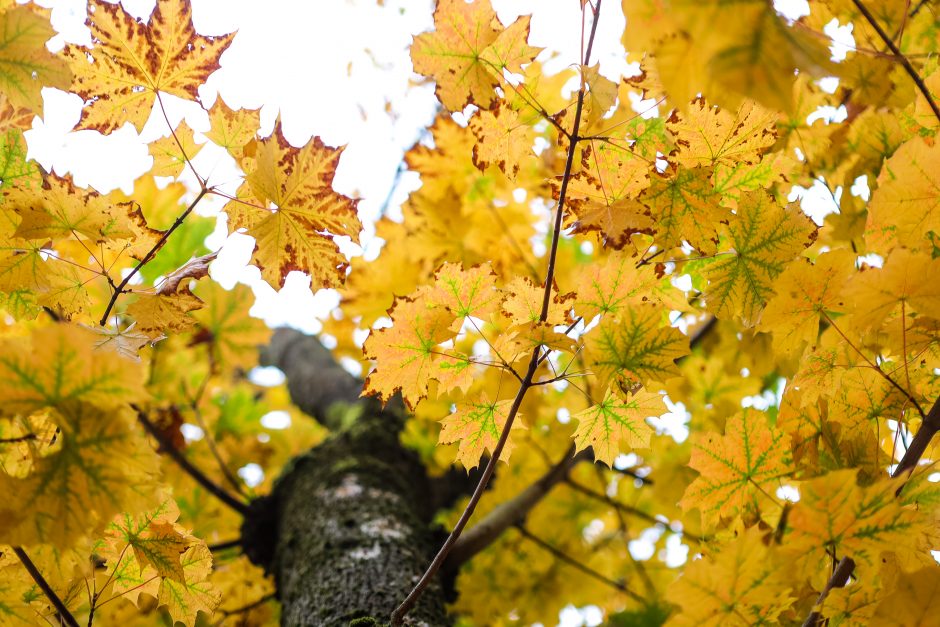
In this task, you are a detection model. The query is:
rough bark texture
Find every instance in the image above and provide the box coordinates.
[247,329,449,626]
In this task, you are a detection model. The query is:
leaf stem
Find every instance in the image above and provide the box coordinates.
[13,546,80,627]
[98,188,208,326]
[390,3,604,623]
[851,0,940,124]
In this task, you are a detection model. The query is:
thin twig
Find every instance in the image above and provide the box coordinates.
[208,538,243,553]
[565,478,703,543]
[822,312,927,420]
[99,188,208,326]
[0,433,36,444]
[802,556,855,627]
[851,0,940,124]
[217,592,276,617]
[135,406,250,516]
[390,4,604,623]
[516,525,645,603]
[592,465,656,597]
[446,445,585,569]
[13,546,80,627]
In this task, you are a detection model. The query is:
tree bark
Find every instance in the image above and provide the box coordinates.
[244,329,450,626]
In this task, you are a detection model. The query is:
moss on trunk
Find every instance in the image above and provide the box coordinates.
[247,329,451,626]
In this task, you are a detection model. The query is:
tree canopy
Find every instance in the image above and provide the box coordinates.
[2,0,940,625]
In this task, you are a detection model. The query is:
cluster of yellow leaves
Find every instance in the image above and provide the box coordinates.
[3,0,940,624]
[0,0,339,623]
[344,0,940,623]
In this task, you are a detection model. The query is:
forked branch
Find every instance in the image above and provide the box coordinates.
[445,445,587,570]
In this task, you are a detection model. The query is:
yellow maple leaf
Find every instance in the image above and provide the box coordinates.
[704,191,816,325]
[157,544,221,624]
[668,97,778,168]
[438,392,522,470]
[665,527,795,626]
[103,499,191,584]
[363,286,456,409]
[62,0,234,133]
[148,122,203,178]
[571,387,660,466]
[788,469,929,573]
[204,96,260,155]
[759,249,854,357]
[870,566,940,626]
[431,261,501,323]
[0,5,71,113]
[655,0,833,112]
[843,247,940,333]
[10,174,138,244]
[564,142,653,249]
[127,288,203,338]
[469,103,534,180]
[190,281,270,371]
[0,402,159,546]
[866,135,940,252]
[226,120,360,288]
[0,324,147,416]
[680,409,792,527]
[584,302,688,391]
[411,0,539,111]
[501,275,572,328]
[573,250,656,320]
[641,164,726,254]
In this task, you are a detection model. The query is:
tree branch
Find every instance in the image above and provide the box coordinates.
[851,0,940,124]
[801,556,855,627]
[13,546,80,627]
[892,395,940,478]
[135,406,250,516]
[218,592,277,617]
[516,525,645,604]
[391,4,605,623]
[208,538,243,553]
[261,328,365,429]
[445,446,588,571]
[99,188,208,326]
[565,478,703,543]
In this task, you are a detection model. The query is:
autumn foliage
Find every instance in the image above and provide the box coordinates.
[3,0,940,625]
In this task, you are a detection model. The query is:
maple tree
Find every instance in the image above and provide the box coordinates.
[2,0,940,625]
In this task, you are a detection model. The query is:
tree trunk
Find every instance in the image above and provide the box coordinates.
[243,329,450,626]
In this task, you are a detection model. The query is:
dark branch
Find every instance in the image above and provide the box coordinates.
[802,556,855,627]
[893,395,940,478]
[565,478,704,543]
[208,538,243,553]
[13,546,80,627]
[135,406,250,516]
[851,0,940,124]
[99,188,208,326]
[445,446,588,571]
[218,592,277,617]
[516,525,645,604]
